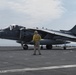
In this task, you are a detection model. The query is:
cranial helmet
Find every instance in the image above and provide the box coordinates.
[34,31,38,34]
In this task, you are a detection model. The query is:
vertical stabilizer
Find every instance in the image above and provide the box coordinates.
[70,25,76,34]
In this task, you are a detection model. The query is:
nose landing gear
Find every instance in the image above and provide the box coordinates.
[21,42,28,50]
[22,44,28,50]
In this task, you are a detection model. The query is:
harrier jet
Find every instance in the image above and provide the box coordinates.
[0,24,76,50]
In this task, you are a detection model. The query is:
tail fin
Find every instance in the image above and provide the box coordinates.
[69,25,76,34]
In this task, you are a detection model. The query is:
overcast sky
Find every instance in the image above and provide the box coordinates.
[0,0,76,46]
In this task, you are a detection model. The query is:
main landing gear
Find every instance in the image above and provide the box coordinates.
[41,45,43,49]
[63,46,66,50]
[46,45,52,49]
[63,43,66,50]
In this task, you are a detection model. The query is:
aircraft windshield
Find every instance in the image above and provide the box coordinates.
[10,25,14,30]
[9,25,20,30]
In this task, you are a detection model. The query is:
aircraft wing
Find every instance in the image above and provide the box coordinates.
[30,28,76,40]
[39,29,76,39]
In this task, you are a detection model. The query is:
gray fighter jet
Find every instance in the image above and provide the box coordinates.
[0,24,76,50]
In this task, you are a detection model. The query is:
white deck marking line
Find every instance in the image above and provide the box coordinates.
[0,64,76,73]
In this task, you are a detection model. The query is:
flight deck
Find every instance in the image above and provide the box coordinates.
[0,46,76,75]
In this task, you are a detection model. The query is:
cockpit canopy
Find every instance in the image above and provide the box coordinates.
[3,24,25,31]
[10,24,19,30]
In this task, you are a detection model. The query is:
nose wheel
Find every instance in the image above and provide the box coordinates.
[21,43,28,50]
[23,44,28,50]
